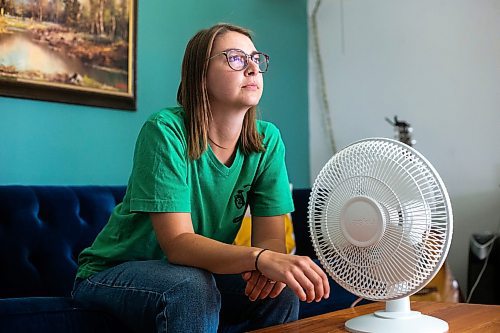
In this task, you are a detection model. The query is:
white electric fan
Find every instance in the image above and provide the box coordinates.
[309,138,453,333]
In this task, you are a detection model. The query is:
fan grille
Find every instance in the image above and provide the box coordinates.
[309,138,452,300]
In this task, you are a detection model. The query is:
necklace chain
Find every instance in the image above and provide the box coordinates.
[208,137,228,150]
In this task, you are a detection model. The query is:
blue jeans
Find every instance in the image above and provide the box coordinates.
[72,260,299,333]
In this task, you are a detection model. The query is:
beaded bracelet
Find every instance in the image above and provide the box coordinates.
[255,248,268,272]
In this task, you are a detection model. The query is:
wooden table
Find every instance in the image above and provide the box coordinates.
[250,301,500,333]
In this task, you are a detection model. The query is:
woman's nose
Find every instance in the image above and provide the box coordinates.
[245,60,258,76]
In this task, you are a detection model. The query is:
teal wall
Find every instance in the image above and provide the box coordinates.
[0,0,309,188]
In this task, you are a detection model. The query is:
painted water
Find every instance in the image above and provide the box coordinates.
[0,30,127,91]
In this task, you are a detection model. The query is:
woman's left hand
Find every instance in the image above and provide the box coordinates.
[242,271,287,301]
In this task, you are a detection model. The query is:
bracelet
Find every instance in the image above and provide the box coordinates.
[255,248,268,272]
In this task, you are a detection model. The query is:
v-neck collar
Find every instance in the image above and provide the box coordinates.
[206,144,243,177]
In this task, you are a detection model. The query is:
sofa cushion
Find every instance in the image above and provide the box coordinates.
[0,297,130,333]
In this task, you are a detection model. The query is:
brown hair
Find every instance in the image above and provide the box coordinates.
[176,23,265,160]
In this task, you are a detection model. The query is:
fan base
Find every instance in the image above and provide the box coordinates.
[345,311,448,333]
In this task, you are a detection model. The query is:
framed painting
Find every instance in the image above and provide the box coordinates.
[0,0,137,110]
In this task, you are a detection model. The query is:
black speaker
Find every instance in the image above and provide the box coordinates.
[467,233,500,304]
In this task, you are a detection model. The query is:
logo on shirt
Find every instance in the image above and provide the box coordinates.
[232,184,251,224]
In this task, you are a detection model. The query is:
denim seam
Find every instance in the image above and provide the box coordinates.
[160,292,168,333]
[86,275,192,296]
[86,277,165,297]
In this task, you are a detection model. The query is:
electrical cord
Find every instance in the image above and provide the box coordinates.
[350,296,364,308]
[466,220,500,303]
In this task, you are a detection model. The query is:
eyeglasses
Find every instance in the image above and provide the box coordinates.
[209,48,270,73]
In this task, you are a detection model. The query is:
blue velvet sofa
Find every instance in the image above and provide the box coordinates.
[0,186,364,332]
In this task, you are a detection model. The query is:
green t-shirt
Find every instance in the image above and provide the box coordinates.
[76,107,294,279]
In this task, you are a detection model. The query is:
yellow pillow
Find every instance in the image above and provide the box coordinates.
[233,213,296,254]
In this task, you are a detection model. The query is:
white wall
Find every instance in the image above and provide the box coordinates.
[308,0,500,296]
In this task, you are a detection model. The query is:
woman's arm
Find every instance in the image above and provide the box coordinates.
[243,215,287,301]
[151,212,261,274]
[251,215,287,254]
[151,212,330,302]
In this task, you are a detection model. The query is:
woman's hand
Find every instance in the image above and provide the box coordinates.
[251,251,330,303]
[242,271,287,301]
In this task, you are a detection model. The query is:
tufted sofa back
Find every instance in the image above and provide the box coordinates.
[0,186,316,301]
[0,186,126,299]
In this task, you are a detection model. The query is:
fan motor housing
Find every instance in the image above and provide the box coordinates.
[340,196,387,247]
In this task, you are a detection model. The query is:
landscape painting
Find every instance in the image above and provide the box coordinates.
[0,0,136,110]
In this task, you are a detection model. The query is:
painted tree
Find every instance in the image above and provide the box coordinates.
[0,0,14,16]
[63,0,80,27]
[50,0,63,23]
[37,0,48,21]
[117,0,129,40]
[28,0,36,19]
[85,0,126,40]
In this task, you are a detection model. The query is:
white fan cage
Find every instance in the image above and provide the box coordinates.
[309,138,453,301]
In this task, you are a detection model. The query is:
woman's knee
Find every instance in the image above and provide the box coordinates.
[167,266,220,302]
